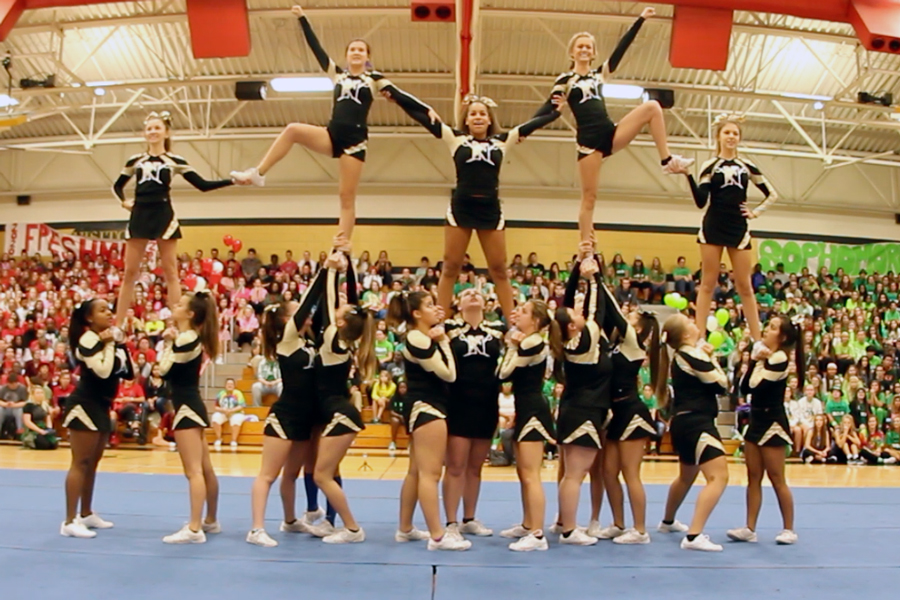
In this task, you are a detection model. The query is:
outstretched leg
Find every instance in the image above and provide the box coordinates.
[256,123,333,176]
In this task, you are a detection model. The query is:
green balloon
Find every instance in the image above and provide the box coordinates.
[716,308,730,327]
[708,331,725,348]
[664,293,681,308]
[676,297,688,310]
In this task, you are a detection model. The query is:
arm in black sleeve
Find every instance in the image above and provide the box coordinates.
[501,110,560,144]
[113,174,130,202]
[564,260,582,308]
[292,267,328,330]
[182,170,234,192]
[299,16,334,74]
[384,85,444,138]
[606,16,645,73]
[687,175,710,209]
[345,260,358,305]
[599,279,628,338]
[532,73,569,119]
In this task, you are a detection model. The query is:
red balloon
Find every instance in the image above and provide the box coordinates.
[223,235,234,247]
[232,239,243,253]
[184,273,198,290]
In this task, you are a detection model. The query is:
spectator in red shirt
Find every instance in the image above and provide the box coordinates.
[52,370,76,410]
[114,377,146,441]
[281,250,298,277]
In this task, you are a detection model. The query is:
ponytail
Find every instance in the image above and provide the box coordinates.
[656,314,688,410]
[189,292,219,358]
[261,304,287,360]
[341,307,377,382]
[655,344,671,410]
[637,312,661,386]
[775,314,805,386]
[68,299,97,356]
[548,319,565,383]
[387,291,428,327]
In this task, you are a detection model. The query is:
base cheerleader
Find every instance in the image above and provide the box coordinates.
[159,292,221,544]
[657,314,730,552]
[389,292,470,551]
[246,265,328,546]
[61,299,133,538]
[442,288,505,540]
[497,300,559,551]
[727,315,801,545]
[600,286,662,545]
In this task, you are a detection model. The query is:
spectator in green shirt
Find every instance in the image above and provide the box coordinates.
[885,302,900,322]
[648,257,667,303]
[639,384,657,411]
[611,253,631,280]
[672,256,694,297]
[825,388,851,426]
[373,329,394,366]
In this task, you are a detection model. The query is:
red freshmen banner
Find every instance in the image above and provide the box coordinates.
[5,222,126,260]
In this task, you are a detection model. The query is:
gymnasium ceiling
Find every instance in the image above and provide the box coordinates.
[0,0,899,211]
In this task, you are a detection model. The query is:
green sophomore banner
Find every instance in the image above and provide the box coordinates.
[758,239,900,274]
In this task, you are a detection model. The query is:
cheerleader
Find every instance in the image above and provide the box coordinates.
[657,313,730,552]
[600,288,662,545]
[389,93,559,319]
[158,291,220,543]
[686,114,778,341]
[535,6,693,244]
[231,4,434,238]
[112,111,234,331]
[61,299,133,538]
[551,248,617,545]
[310,248,377,544]
[246,265,327,547]
[388,292,469,551]
[728,315,801,545]
[496,300,559,551]
[442,288,505,539]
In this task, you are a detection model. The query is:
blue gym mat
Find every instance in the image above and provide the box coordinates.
[1,469,897,598]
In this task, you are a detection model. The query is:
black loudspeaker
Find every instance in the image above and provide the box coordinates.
[895,213,900,225]
[235,81,267,101]
[645,88,675,109]
[16,195,30,206]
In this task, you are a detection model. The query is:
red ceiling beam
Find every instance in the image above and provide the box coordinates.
[658,1,900,70]
[0,0,250,58]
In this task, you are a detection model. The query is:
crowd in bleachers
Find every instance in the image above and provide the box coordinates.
[2,245,900,464]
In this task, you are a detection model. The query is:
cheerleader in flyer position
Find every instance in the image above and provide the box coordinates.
[388,92,559,320]
[231,5,435,239]
[686,114,778,342]
[61,300,133,538]
[534,7,693,245]
[158,292,221,544]
[113,111,234,332]
[727,315,801,546]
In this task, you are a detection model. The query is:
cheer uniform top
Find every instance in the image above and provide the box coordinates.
[740,350,793,447]
[402,328,457,432]
[315,263,366,437]
[113,152,233,241]
[263,267,327,442]
[498,332,556,443]
[400,102,560,229]
[157,329,208,430]
[535,16,646,159]
[689,156,777,250]
[446,316,505,439]
[556,260,615,448]
[63,330,133,433]
[299,16,429,162]
[603,286,658,442]
[669,346,729,464]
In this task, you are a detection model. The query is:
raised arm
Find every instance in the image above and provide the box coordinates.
[603,13,648,77]
[501,110,561,145]
[298,14,339,79]
[563,260,582,308]
[288,266,329,335]
[405,329,456,382]
[598,278,628,339]
[533,73,569,118]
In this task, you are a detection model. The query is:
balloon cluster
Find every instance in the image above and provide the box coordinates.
[706,308,730,349]
[223,234,243,253]
[663,292,688,311]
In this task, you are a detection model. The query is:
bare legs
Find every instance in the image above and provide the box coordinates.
[443,436,492,524]
[576,153,603,244]
[662,457,729,536]
[314,434,360,530]
[727,247,762,341]
[603,439,648,533]
[476,229,515,320]
[515,441,546,532]
[251,437,309,530]
[410,420,448,539]
[437,226,473,314]
[65,430,108,523]
[174,427,219,532]
[611,100,672,159]
[695,244,723,339]
[437,227,516,320]
[743,443,794,532]
[558,445,599,532]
